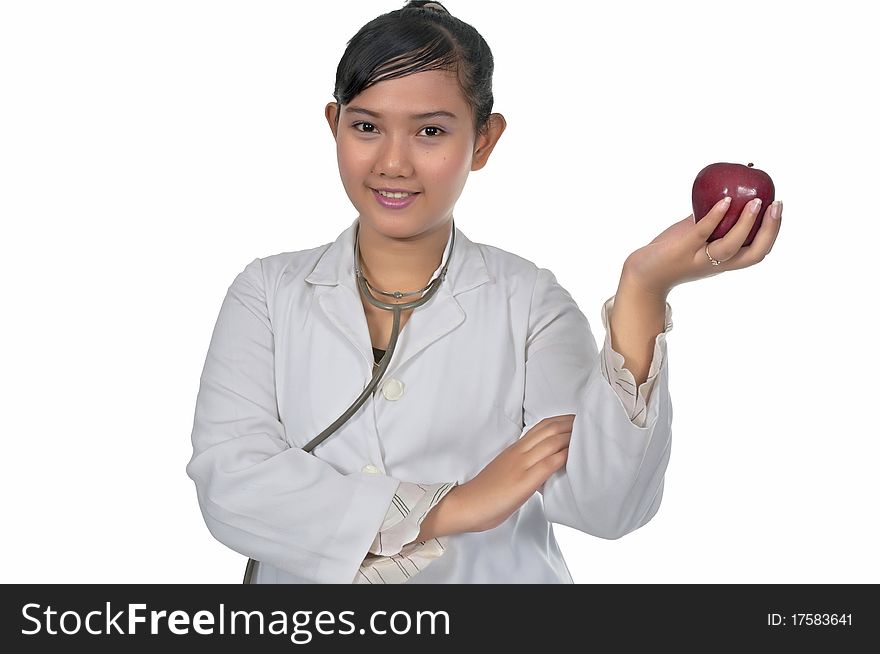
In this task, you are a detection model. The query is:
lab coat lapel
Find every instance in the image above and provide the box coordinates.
[385,277,463,375]
[304,218,492,376]
[315,285,374,375]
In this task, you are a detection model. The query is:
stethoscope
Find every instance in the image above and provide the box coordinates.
[243,219,456,584]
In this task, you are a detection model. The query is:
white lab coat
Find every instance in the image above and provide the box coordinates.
[186,218,673,583]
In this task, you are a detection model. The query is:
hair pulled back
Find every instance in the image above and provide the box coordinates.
[332,1,495,139]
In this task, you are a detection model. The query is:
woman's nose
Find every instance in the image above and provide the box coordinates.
[373,135,414,177]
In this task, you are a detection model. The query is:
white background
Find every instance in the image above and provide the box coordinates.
[1,0,877,584]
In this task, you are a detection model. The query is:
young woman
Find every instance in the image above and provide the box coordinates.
[186,0,782,584]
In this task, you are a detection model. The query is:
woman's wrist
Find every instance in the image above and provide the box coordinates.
[414,484,473,541]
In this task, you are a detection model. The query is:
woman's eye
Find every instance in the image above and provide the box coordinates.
[351,122,445,137]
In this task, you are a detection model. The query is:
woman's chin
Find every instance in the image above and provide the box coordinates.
[358,214,429,241]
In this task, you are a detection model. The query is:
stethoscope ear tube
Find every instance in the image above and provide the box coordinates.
[242,223,454,584]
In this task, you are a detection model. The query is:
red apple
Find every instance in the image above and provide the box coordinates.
[692,162,775,246]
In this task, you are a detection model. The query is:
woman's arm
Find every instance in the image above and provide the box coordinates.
[186,257,402,584]
[522,266,673,540]
[412,484,471,542]
[608,266,669,388]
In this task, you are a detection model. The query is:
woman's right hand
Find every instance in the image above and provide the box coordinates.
[454,415,574,532]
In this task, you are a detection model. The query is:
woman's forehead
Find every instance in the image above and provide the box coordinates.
[347,70,467,117]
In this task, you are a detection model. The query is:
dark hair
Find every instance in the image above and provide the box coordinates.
[332,1,495,139]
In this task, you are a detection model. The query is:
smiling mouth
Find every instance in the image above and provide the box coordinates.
[371,188,421,209]
[372,189,421,198]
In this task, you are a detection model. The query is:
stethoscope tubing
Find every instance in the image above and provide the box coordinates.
[243,221,455,584]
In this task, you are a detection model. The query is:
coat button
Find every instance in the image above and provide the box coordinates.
[361,464,380,475]
[381,378,405,401]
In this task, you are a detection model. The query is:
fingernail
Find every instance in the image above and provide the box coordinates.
[751,198,762,213]
[721,196,731,206]
[770,200,782,220]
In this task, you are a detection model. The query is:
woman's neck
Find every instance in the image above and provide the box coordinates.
[356,219,452,293]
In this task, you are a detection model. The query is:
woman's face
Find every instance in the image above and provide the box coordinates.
[326,69,500,240]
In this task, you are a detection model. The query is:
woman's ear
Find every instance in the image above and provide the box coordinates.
[325,102,340,138]
[471,113,507,172]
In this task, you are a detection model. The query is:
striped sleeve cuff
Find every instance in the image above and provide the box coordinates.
[352,481,457,584]
[367,481,457,556]
[600,294,673,428]
[353,536,450,584]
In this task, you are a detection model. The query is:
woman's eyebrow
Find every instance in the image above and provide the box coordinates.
[346,105,458,120]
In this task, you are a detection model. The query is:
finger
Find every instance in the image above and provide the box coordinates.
[707,197,764,263]
[537,414,575,427]
[764,200,783,255]
[692,196,733,242]
[523,446,569,492]
[520,415,575,450]
[527,445,571,482]
[525,432,572,468]
[731,197,764,245]
[709,200,783,271]
[526,415,575,438]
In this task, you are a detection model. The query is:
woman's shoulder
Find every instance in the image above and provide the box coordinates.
[259,242,330,273]
[244,241,334,291]
[469,237,542,285]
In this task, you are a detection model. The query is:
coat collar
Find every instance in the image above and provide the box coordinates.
[303,218,492,375]
[304,218,490,296]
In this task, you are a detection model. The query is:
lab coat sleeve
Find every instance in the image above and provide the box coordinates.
[186,257,402,584]
[523,268,674,540]
[353,481,458,584]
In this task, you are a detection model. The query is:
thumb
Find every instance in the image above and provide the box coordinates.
[650,217,693,245]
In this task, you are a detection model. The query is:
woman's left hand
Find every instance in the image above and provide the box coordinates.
[622,196,783,297]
